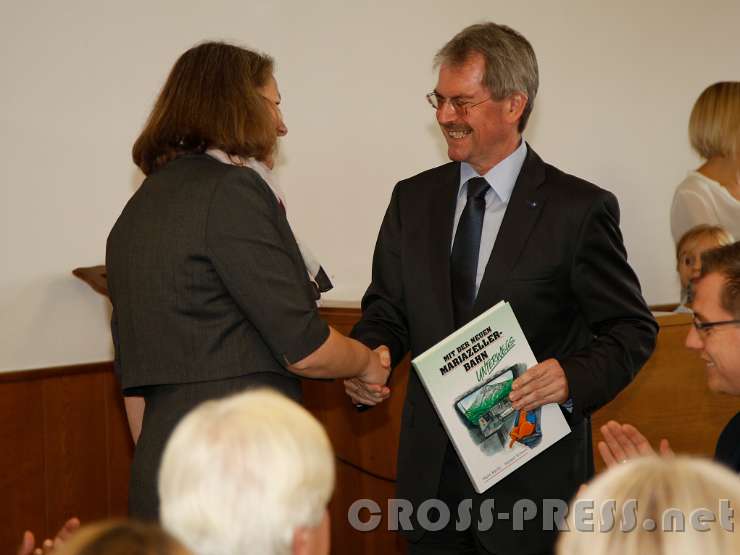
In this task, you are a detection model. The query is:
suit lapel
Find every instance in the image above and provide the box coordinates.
[426,163,460,333]
[473,146,547,312]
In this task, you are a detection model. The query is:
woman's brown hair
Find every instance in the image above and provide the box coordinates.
[132,41,276,175]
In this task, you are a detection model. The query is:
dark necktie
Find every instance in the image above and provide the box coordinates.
[451,177,490,328]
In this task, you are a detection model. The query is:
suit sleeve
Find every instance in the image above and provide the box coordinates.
[350,183,410,366]
[560,191,658,423]
[206,169,329,366]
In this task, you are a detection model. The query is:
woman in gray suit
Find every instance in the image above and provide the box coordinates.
[106,42,389,521]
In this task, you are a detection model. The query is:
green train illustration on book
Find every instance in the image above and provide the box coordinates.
[454,362,541,449]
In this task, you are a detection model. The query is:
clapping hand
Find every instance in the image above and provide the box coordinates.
[597,420,673,467]
[344,345,391,406]
[17,517,80,555]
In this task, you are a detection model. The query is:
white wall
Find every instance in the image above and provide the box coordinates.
[2,0,739,371]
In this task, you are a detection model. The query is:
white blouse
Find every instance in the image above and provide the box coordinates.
[670,171,740,243]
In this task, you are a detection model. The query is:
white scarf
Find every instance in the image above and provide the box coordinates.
[205,148,332,301]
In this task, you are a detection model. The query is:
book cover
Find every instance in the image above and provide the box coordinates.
[411,300,571,493]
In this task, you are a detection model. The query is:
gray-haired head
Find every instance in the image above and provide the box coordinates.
[435,22,539,132]
[158,389,334,555]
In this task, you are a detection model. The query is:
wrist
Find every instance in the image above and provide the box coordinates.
[356,345,372,380]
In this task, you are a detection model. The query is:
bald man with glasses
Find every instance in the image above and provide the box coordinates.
[599,241,740,473]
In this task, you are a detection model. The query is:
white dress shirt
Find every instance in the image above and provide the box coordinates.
[451,140,527,296]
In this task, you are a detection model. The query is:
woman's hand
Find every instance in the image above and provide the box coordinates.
[17,517,80,555]
[344,346,391,406]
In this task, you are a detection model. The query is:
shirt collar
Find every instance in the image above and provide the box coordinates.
[458,140,527,203]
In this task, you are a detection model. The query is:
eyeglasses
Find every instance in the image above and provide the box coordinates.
[692,317,740,337]
[426,92,492,116]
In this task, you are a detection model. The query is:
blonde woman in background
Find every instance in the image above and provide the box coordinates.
[557,456,740,555]
[671,82,740,243]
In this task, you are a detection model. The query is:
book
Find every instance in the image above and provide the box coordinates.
[411,300,571,493]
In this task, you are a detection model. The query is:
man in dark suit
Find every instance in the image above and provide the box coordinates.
[345,22,658,554]
[599,241,740,473]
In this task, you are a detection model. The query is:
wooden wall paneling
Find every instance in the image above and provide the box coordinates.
[308,306,409,554]
[317,306,361,336]
[304,306,362,436]
[303,362,408,481]
[330,458,407,555]
[310,307,409,480]
[591,314,740,472]
[0,379,46,554]
[42,371,110,532]
[103,369,133,517]
[6,307,730,555]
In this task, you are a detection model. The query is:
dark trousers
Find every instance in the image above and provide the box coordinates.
[406,443,490,555]
[406,443,554,555]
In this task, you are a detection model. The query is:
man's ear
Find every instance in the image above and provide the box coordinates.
[291,527,307,555]
[504,92,528,125]
[291,510,330,555]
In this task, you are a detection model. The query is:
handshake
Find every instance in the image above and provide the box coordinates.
[344,345,392,406]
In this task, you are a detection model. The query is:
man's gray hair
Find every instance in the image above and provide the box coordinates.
[435,22,539,132]
[158,389,334,555]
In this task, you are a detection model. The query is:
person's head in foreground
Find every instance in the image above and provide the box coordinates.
[686,241,740,394]
[158,389,334,555]
[57,520,191,555]
[557,456,740,555]
[133,41,287,176]
[689,81,740,162]
[675,225,734,306]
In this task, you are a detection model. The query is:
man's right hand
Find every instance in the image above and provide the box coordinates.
[344,345,391,406]
[597,420,673,468]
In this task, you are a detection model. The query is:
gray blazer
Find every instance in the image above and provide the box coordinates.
[106,154,328,394]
